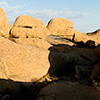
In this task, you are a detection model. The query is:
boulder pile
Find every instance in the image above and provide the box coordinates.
[0,7,100,100]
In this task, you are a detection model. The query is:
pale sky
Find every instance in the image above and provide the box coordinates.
[0,0,100,33]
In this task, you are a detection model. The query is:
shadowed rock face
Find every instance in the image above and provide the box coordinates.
[94,44,100,58]
[90,45,100,80]
[48,43,97,82]
[0,79,21,97]
[36,81,100,100]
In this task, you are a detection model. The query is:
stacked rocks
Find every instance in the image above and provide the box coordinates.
[0,7,100,100]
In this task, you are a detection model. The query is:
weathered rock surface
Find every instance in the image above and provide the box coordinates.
[36,81,100,100]
[47,18,89,43]
[10,15,51,49]
[0,8,8,28]
[46,36,75,46]
[9,37,51,50]
[10,15,50,39]
[87,29,100,46]
[0,36,97,83]
[74,30,89,43]
[0,37,50,82]
[0,7,10,37]
[47,18,74,39]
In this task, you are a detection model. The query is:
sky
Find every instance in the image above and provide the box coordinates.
[0,0,100,33]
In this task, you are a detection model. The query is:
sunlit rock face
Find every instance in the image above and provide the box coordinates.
[10,15,51,49]
[0,37,50,82]
[0,7,12,37]
[47,18,89,43]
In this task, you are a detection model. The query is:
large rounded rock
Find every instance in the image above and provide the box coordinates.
[10,15,51,49]
[10,15,50,39]
[36,81,100,100]
[47,18,89,43]
[0,8,10,37]
[47,18,74,39]
[0,37,50,82]
[0,8,8,28]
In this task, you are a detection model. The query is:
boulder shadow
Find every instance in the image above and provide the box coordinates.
[47,38,98,83]
[48,44,77,81]
[0,79,38,100]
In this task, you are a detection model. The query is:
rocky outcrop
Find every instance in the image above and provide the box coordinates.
[0,36,97,83]
[36,81,100,100]
[0,8,8,27]
[87,29,100,46]
[11,15,50,39]
[47,18,74,39]
[0,37,50,82]
[10,15,51,49]
[0,7,11,37]
[73,30,89,43]
[47,18,89,43]
[0,8,100,100]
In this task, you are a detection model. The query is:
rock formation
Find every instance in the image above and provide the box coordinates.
[0,8,100,100]
[47,18,89,43]
[0,37,50,82]
[11,15,49,39]
[0,8,11,37]
[10,15,51,49]
[87,29,100,46]
[47,18,74,38]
